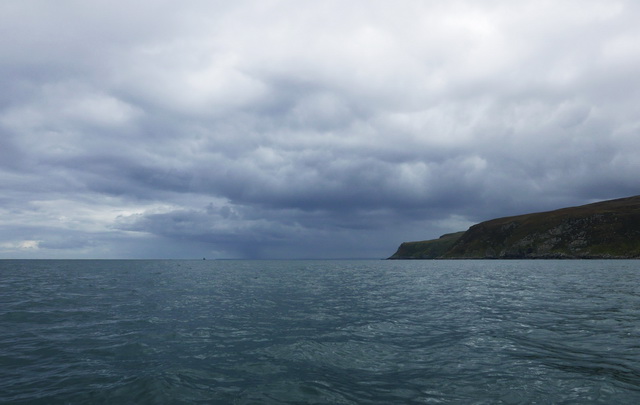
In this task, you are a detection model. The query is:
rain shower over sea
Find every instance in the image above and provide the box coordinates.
[2,259,640,404]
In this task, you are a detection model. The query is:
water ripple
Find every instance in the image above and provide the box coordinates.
[2,259,640,403]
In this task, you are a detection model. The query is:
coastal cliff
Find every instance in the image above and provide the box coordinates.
[389,195,640,259]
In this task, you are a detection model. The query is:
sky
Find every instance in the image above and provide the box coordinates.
[1,0,639,259]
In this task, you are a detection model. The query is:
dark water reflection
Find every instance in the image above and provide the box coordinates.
[1,259,640,404]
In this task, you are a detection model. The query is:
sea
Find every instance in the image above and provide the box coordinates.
[1,259,640,404]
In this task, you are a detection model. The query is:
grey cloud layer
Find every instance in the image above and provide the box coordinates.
[1,0,639,258]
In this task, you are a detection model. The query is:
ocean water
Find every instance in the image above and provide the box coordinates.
[1,260,640,404]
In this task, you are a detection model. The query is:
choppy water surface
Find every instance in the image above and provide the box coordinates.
[1,259,640,404]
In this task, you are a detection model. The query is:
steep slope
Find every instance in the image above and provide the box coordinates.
[388,232,465,259]
[389,195,640,259]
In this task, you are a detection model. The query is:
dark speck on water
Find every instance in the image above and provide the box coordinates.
[1,259,640,404]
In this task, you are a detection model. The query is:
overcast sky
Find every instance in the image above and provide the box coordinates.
[1,0,639,259]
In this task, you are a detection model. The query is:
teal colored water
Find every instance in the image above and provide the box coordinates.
[1,259,640,404]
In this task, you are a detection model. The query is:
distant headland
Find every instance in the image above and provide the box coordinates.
[389,195,640,259]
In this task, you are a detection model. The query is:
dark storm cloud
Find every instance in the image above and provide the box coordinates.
[1,0,640,258]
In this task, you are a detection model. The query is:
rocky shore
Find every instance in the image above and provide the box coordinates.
[389,196,640,259]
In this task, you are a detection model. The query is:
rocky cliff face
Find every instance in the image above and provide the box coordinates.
[389,196,640,259]
[388,232,465,259]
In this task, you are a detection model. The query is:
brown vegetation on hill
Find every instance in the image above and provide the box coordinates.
[389,196,640,259]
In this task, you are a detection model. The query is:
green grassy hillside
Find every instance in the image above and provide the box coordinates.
[388,232,465,259]
[389,195,640,259]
